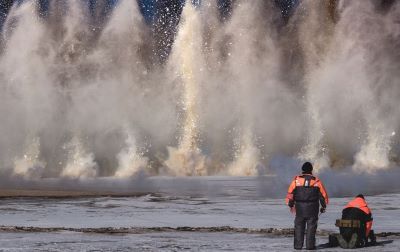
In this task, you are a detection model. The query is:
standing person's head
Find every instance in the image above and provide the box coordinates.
[301,162,313,174]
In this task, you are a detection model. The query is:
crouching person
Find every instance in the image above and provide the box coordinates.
[335,194,376,248]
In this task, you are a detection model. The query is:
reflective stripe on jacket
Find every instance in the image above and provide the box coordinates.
[285,174,329,217]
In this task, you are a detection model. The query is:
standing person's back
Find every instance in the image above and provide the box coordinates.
[285,162,329,250]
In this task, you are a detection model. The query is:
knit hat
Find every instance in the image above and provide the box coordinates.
[301,162,313,174]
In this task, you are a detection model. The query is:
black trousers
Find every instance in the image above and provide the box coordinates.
[294,215,318,249]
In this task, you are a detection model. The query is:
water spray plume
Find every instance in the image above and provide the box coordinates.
[224,1,262,176]
[353,124,395,172]
[224,0,280,175]
[13,137,46,179]
[0,0,398,184]
[115,128,148,178]
[164,2,208,176]
[228,127,262,176]
[61,136,98,179]
[92,0,146,76]
[295,0,337,172]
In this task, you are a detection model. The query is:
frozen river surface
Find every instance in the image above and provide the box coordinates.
[1,232,399,252]
[0,176,399,251]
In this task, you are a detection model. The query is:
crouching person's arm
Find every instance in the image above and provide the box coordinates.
[366,213,373,237]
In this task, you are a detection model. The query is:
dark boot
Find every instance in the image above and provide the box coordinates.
[294,216,306,249]
[368,230,376,245]
[338,234,349,249]
[348,233,358,248]
[328,234,339,247]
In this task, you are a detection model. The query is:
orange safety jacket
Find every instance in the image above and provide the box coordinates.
[286,174,329,205]
[285,174,329,217]
[344,197,373,237]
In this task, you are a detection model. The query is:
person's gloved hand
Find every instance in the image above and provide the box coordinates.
[320,208,326,214]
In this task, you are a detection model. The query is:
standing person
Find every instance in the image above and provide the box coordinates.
[285,162,329,250]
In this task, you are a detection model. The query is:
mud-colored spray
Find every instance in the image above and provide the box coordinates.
[13,137,46,179]
[164,3,208,176]
[61,136,98,179]
[224,0,267,176]
[344,1,399,172]
[295,0,337,172]
[318,0,398,173]
[228,127,262,176]
[354,128,395,172]
[115,127,148,178]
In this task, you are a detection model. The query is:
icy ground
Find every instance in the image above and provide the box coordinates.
[0,176,399,251]
[1,232,398,251]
